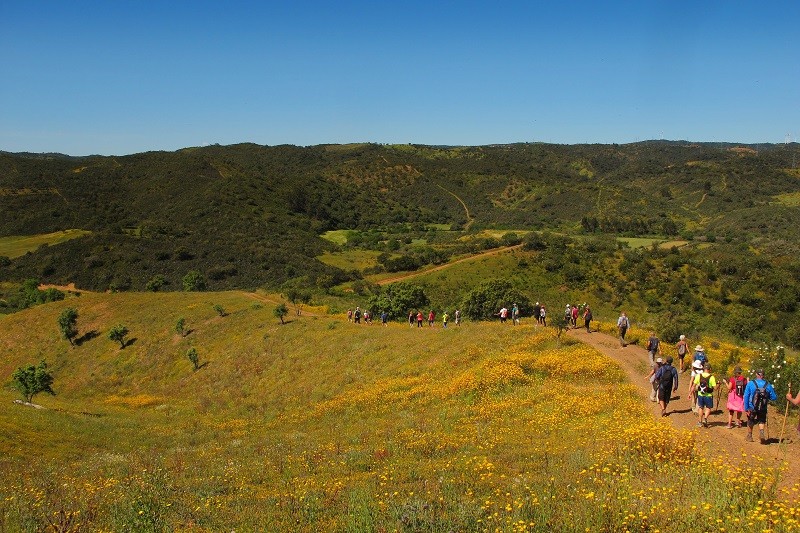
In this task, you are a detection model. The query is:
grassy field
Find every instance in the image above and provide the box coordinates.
[1,292,798,531]
[0,229,91,258]
[317,249,384,271]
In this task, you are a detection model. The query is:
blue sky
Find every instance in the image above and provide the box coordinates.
[2,1,798,155]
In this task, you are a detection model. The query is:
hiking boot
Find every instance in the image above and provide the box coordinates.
[697,421,704,428]
[746,434,754,442]
[760,430,766,444]
[726,424,733,429]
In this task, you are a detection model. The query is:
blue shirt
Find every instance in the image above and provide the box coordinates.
[743,378,777,411]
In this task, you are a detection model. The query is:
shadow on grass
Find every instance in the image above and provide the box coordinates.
[123,337,137,348]
[75,330,100,346]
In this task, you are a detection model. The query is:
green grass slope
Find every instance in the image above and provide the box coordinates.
[2,292,798,531]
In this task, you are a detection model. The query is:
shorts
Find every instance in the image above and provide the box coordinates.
[748,409,767,425]
[658,387,672,403]
[697,395,714,409]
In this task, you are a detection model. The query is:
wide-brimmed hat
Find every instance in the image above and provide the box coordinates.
[695,345,704,351]
[692,360,704,370]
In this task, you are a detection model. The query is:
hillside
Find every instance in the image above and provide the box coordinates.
[2,293,798,531]
[1,142,799,294]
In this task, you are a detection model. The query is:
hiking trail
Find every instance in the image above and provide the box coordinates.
[567,326,799,488]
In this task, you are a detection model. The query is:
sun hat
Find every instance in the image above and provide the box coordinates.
[679,334,686,340]
[655,357,664,364]
[695,345,704,351]
[692,360,704,370]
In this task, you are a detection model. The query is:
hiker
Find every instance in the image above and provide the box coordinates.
[454,309,461,326]
[689,359,704,413]
[408,311,414,327]
[512,303,520,325]
[725,365,747,429]
[646,331,662,367]
[744,369,777,444]
[354,307,361,324]
[675,335,689,372]
[533,302,541,324]
[381,311,388,327]
[416,311,423,328]
[570,304,578,328]
[499,306,508,324]
[540,306,546,327]
[347,309,353,322]
[692,345,707,366]
[564,304,572,328]
[787,391,800,406]
[428,310,435,327]
[690,362,717,428]
[646,358,664,402]
[442,311,449,328]
[583,305,592,333]
[617,312,630,347]
[655,356,679,416]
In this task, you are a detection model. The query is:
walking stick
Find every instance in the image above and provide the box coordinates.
[779,382,791,444]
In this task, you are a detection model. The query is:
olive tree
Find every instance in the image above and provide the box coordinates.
[12,361,55,403]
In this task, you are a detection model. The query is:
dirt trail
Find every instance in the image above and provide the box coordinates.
[377,245,523,285]
[567,326,799,486]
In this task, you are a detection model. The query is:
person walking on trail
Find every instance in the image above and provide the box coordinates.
[571,305,579,328]
[408,311,414,327]
[381,311,389,327]
[427,310,435,327]
[692,345,707,366]
[442,311,449,329]
[744,369,777,444]
[690,362,717,428]
[655,356,679,417]
[512,303,520,325]
[725,365,747,429]
[564,304,572,328]
[540,306,546,327]
[354,307,361,324]
[646,358,664,402]
[675,334,689,372]
[454,309,461,326]
[533,302,541,325]
[617,312,630,347]
[582,305,593,333]
[689,359,704,413]
[416,311,424,328]
[499,306,508,324]
[646,332,662,367]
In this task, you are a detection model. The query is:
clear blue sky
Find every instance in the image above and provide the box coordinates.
[2,1,798,156]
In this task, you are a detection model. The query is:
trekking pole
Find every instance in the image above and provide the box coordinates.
[779,382,791,445]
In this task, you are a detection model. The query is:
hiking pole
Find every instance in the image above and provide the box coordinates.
[779,382,791,445]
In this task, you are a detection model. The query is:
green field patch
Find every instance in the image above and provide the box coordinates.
[616,237,690,249]
[317,249,383,271]
[320,230,351,245]
[774,192,800,206]
[0,229,91,258]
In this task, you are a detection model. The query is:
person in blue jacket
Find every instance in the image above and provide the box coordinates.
[743,368,777,444]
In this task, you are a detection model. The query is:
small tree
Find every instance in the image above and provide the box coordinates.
[182,270,207,292]
[187,347,200,370]
[175,317,186,337]
[145,275,167,292]
[12,361,55,403]
[274,303,288,324]
[213,304,227,317]
[109,324,129,349]
[58,307,79,346]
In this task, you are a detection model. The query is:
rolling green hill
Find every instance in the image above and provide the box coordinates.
[1,142,799,294]
[1,293,797,531]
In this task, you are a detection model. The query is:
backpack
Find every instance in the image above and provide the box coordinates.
[659,366,675,393]
[752,380,769,413]
[698,373,714,394]
[677,342,687,356]
[733,376,746,398]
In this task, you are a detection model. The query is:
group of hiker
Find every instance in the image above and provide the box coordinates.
[629,313,781,445]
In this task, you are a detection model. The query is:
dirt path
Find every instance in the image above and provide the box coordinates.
[567,326,799,487]
[435,184,474,230]
[377,244,523,285]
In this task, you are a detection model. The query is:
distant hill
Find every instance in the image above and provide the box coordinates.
[1,141,799,292]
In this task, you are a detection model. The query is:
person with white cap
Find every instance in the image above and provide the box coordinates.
[675,334,689,372]
[646,358,664,402]
[690,359,705,412]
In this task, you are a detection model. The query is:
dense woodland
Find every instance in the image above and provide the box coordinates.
[1,141,799,346]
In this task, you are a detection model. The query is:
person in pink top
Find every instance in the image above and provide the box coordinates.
[725,365,747,429]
